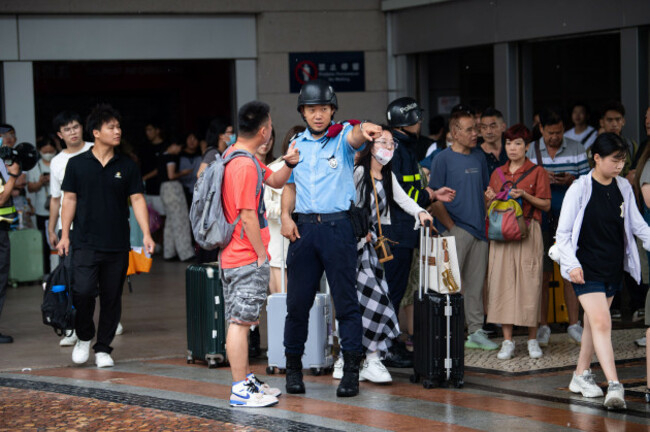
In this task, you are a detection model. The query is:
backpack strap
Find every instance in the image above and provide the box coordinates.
[581,129,596,145]
[223,149,267,239]
[512,165,539,187]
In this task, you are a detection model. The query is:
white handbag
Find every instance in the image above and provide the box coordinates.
[420,226,461,295]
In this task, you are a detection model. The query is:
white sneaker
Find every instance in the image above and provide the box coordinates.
[115,322,124,336]
[248,374,281,397]
[60,330,78,347]
[230,381,278,408]
[604,381,626,410]
[635,336,646,347]
[359,358,392,383]
[569,369,604,398]
[95,352,115,368]
[527,339,543,359]
[333,356,343,380]
[536,325,551,347]
[567,322,582,344]
[497,340,515,360]
[72,339,91,364]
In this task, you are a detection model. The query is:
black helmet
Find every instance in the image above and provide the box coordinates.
[297,79,338,112]
[386,97,423,128]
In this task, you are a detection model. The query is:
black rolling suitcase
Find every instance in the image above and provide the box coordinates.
[410,223,464,389]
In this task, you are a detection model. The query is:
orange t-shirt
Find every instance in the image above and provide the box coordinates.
[220,147,272,269]
[489,158,551,223]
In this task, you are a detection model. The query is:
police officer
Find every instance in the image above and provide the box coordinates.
[281,79,382,398]
[0,125,22,343]
[383,97,441,365]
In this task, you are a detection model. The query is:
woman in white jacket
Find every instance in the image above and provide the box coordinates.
[555,133,650,410]
[332,126,453,384]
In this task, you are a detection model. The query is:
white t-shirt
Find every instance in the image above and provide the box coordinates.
[564,125,597,150]
[26,159,51,217]
[49,142,93,230]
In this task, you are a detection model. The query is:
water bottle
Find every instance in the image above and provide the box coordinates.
[51,285,67,304]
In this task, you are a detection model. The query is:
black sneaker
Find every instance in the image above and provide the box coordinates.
[0,333,13,344]
[383,342,413,368]
[482,323,499,336]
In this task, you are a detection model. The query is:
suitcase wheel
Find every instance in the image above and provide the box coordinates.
[207,358,218,368]
[266,366,275,375]
[409,373,420,384]
[310,367,323,376]
[422,379,436,389]
[454,379,464,388]
[215,354,225,364]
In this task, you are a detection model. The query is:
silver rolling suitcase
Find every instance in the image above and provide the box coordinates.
[266,238,334,375]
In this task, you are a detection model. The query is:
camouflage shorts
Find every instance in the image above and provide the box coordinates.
[220,260,270,325]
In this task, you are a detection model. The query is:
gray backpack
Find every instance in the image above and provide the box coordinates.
[190,149,265,251]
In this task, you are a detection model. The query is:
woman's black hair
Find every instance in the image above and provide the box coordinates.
[204,118,230,149]
[590,132,627,165]
[36,135,57,151]
[354,124,396,213]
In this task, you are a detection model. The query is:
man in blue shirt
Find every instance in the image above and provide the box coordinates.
[429,110,498,351]
[281,79,382,398]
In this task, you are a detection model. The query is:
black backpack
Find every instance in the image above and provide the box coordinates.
[41,260,76,336]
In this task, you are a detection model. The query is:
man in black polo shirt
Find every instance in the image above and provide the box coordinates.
[58,104,155,368]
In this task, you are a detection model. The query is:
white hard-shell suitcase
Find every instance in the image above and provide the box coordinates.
[266,238,334,375]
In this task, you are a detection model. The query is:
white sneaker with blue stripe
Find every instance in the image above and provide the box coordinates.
[230,380,278,408]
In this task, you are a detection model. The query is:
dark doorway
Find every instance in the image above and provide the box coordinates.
[527,33,620,126]
[426,45,495,117]
[33,60,233,151]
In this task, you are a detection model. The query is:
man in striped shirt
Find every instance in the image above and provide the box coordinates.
[526,108,589,347]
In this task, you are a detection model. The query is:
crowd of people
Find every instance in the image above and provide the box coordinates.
[0,78,649,410]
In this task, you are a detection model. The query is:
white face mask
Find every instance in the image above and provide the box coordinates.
[41,152,55,162]
[373,148,394,166]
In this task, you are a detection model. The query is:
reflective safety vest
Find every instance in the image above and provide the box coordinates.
[0,175,17,224]
[401,173,423,203]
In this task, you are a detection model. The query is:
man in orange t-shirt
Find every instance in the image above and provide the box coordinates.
[219,101,299,408]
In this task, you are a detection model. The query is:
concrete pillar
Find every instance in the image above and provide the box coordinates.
[2,62,36,145]
[520,43,534,130]
[620,27,648,145]
[494,42,519,127]
[235,59,257,110]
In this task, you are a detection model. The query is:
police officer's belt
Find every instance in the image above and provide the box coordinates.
[294,212,349,224]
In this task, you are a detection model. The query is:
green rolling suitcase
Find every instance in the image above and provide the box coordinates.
[185,263,227,368]
[9,229,44,285]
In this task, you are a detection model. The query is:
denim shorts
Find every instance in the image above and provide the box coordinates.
[572,280,622,298]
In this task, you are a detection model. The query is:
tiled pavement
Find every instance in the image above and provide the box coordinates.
[1,260,649,431]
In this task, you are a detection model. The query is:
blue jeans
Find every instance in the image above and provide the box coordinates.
[573,280,622,298]
[284,218,362,354]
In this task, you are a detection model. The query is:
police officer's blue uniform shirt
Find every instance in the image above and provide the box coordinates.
[288,123,363,214]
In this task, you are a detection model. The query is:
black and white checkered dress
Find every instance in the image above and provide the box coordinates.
[356,177,401,356]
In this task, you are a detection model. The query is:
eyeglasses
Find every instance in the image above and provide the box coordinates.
[375,139,396,149]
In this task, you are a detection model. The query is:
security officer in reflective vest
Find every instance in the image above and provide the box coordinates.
[281,79,382,398]
[0,125,21,344]
[385,97,438,327]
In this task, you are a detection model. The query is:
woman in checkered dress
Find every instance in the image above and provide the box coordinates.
[333,127,433,384]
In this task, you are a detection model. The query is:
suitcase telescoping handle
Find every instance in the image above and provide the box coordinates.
[419,220,432,301]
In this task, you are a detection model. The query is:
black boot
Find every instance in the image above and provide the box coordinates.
[249,327,261,358]
[383,339,413,368]
[285,352,305,394]
[337,351,362,397]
